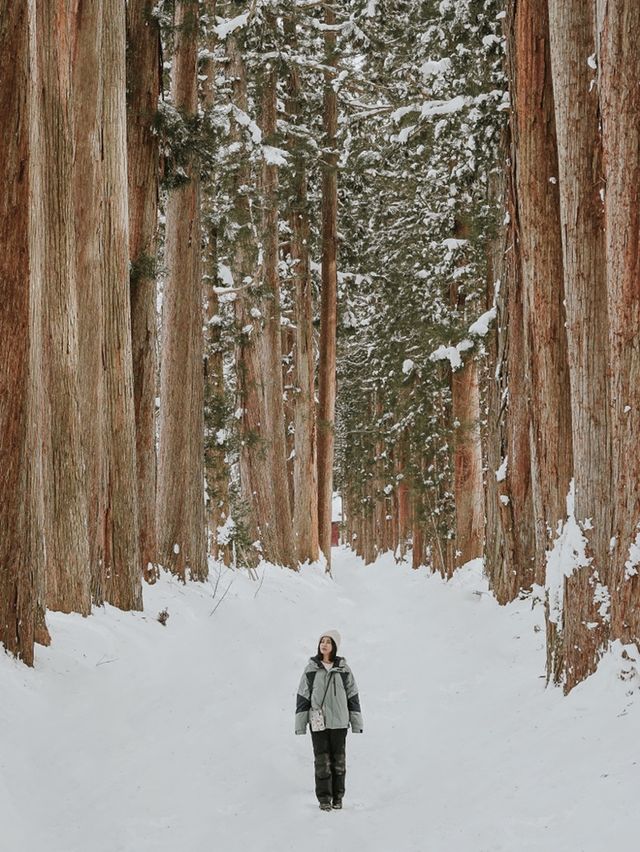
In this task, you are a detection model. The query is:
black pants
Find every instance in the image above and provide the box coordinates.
[311,728,347,804]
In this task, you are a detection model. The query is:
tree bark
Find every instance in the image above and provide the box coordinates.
[486,136,536,604]
[201,10,231,565]
[101,0,143,609]
[0,0,48,664]
[73,0,106,603]
[286,24,320,564]
[258,59,297,567]
[508,0,572,582]
[157,0,207,581]
[452,358,484,566]
[38,0,91,615]
[597,1,640,643]
[548,0,611,691]
[127,0,161,582]
[317,2,339,568]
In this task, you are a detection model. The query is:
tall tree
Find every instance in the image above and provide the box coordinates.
[0,0,48,664]
[597,0,640,641]
[451,357,484,567]
[157,0,207,581]
[73,0,106,602]
[317,1,339,568]
[505,0,572,680]
[488,158,536,603]
[127,0,162,582]
[201,5,232,565]
[258,45,297,567]
[38,0,91,615]
[548,0,611,691]
[285,19,320,565]
[101,0,143,609]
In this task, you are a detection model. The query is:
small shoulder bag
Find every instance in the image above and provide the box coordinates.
[309,669,334,732]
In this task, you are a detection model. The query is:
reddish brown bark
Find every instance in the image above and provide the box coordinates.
[317,3,339,568]
[508,0,572,589]
[485,136,536,604]
[598,0,640,641]
[0,0,47,664]
[286,21,320,564]
[73,0,106,602]
[101,0,143,609]
[127,0,161,582]
[258,61,296,567]
[157,0,207,581]
[548,0,612,691]
[38,0,92,615]
[452,358,484,567]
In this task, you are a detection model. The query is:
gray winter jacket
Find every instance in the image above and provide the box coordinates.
[295,655,363,734]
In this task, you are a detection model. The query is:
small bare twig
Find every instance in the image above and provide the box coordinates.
[209,577,235,616]
[96,656,119,667]
[253,567,267,598]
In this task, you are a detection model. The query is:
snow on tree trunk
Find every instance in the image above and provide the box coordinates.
[126,0,161,583]
[509,0,572,573]
[452,357,484,567]
[506,0,573,681]
[201,14,231,566]
[485,145,536,604]
[597,0,640,642]
[317,3,339,569]
[548,0,611,691]
[157,0,207,581]
[38,0,92,615]
[0,0,48,664]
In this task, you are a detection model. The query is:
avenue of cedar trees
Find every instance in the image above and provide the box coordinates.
[1,0,639,694]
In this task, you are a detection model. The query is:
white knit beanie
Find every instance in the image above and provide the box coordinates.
[319,630,341,652]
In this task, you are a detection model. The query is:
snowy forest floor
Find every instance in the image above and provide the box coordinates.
[2,548,639,852]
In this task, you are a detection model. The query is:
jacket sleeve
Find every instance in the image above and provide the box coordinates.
[295,670,311,735]
[344,668,363,733]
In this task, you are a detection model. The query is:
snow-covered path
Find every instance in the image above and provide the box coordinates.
[2,548,639,852]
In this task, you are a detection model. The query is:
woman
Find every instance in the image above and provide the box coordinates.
[295,630,363,811]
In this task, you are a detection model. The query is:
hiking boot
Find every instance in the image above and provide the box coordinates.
[332,800,343,810]
[319,801,332,811]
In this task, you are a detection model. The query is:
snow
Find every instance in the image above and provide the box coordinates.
[213,13,249,39]
[431,344,463,370]
[2,550,640,852]
[469,306,496,337]
[390,96,469,125]
[545,480,591,624]
[625,528,640,579]
[232,106,262,144]
[442,237,468,250]
[419,58,452,77]
[216,515,235,546]
[262,145,289,166]
[218,263,234,287]
[332,493,343,523]
[430,338,474,371]
[364,0,377,17]
[401,358,415,375]
[496,455,508,482]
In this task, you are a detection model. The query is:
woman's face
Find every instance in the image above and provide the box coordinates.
[319,637,333,658]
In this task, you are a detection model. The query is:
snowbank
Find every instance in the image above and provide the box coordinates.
[1,550,639,852]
